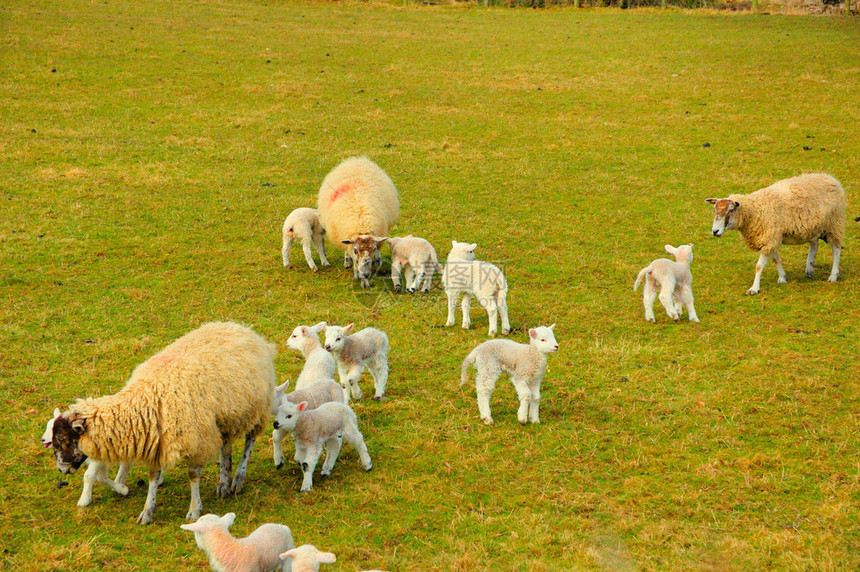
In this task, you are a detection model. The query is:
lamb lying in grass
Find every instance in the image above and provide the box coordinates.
[323,323,389,402]
[181,512,293,572]
[271,378,344,469]
[461,324,558,426]
[383,235,442,293]
[282,207,329,272]
[633,244,699,323]
[443,241,510,337]
[286,322,335,390]
[273,400,372,492]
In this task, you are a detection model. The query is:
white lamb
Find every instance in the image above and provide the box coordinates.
[317,156,400,288]
[279,545,389,572]
[706,173,845,295]
[383,235,442,293]
[181,512,294,572]
[285,322,336,391]
[443,241,510,337]
[271,378,345,470]
[282,207,330,272]
[51,322,276,524]
[323,324,389,402]
[272,400,373,492]
[633,244,699,323]
[460,324,559,426]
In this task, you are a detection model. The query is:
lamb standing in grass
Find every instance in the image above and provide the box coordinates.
[285,322,335,390]
[633,244,699,323]
[706,173,846,295]
[323,323,389,402]
[51,322,276,524]
[272,400,373,492]
[282,207,330,272]
[383,235,442,293]
[461,325,558,426]
[181,512,294,572]
[443,241,510,337]
[271,378,345,469]
[317,156,400,288]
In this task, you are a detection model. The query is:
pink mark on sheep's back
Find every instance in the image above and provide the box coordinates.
[328,183,354,206]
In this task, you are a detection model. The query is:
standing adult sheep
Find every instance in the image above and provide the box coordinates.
[51,322,276,524]
[317,156,400,288]
[706,173,846,295]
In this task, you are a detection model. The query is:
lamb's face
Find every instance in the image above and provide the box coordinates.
[448,241,477,261]
[323,324,352,353]
[529,325,559,354]
[273,401,302,432]
[51,414,87,474]
[705,198,740,237]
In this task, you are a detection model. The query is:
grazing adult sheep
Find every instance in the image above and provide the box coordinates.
[323,324,389,402]
[460,325,559,426]
[706,173,846,295]
[181,512,294,572]
[286,322,336,390]
[51,322,276,524]
[282,207,330,272]
[443,241,510,337]
[633,244,699,323]
[317,156,400,288]
[383,235,442,293]
[272,400,373,492]
[271,378,345,469]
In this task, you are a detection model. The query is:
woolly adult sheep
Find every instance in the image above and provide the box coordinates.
[271,378,345,469]
[317,156,400,288]
[706,173,846,295]
[51,322,276,524]
[181,512,294,572]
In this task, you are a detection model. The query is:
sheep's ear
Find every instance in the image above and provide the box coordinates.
[664,245,676,255]
[221,513,236,528]
[180,522,207,533]
[318,552,337,564]
[297,401,309,412]
[53,407,61,418]
[280,549,298,560]
[343,323,354,334]
[704,198,718,204]
[548,323,556,330]
[529,328,537,338]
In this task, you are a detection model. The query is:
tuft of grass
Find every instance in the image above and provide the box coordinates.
[1,1,858,570]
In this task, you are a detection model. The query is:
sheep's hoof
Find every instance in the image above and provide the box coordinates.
[482,417,494,426]
[745,288,759,296]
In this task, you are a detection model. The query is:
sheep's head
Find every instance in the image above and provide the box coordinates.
[705,198,740,237]
[280,544,337,572]
[273,400,308,432]
[665,244,694,264]
[529,324,559,354]
[41,407,61,448]
[51,412,87,474]
[342,235,386,287]
[447,240,477,262]
[180,513,236,548]
[323,323,353,353]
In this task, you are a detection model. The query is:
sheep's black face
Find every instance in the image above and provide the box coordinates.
[52,415,87,474]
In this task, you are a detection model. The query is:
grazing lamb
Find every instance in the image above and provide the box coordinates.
[181,512,294,572]
[323,324,389,402]
[706,173,846,295]
[282,207,330,272]
[633,244,699,323]
[460,324,559,426]
[280,545,388,572]
[52,322,276,524]
[286,322,336,390]
[443,241,510,337]
[271,378,345,469]
[383,235,443,293]
[272,401,373,492]
[317,156,400,288]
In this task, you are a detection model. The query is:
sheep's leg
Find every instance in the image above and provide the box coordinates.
[186,465,203,521]
[642,278,657,322]
[485,298,499,337]
[301,238,318,272]
[512,377,533,425]
[273,428,286,469]
[658,282,679,321]
[369,356,388,400]
[77,460,103,507]
[680,286,699,323]
[343,250,352,269]
[217,441,233,497]
[314,233,330,267]
[528,378,542,424]
[282,236,293,267]
[136,468,163,525]
[828,245,841,283]
[391,259,403,292]
[445,291,458,327]
[747,251,770,295]
[461,293,472,330]
[498,295,511,335]
[299,444,321,492]
[230,432,256,495]
[320,436,342,476]
[772,250,787,284]
[343,425,373,471]
[805,240,819,277]
[476,371,499,425]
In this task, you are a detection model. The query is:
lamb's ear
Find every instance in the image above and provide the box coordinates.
[180,522,207,533]
[53,407,61,419]
[529,328,537,338]
[297,401,309,412]
[343,323,354,334]
[704,198,718,205]
[665,245,677,255]
[280,549,298,560]
[318,552,337,564]
[548,323,556,330]
[221,513,236,528]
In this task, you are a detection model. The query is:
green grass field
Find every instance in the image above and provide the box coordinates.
[2,1,858,570]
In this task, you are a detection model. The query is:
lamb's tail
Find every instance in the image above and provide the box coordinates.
[460,349,478,386]
[633,266,650,291]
